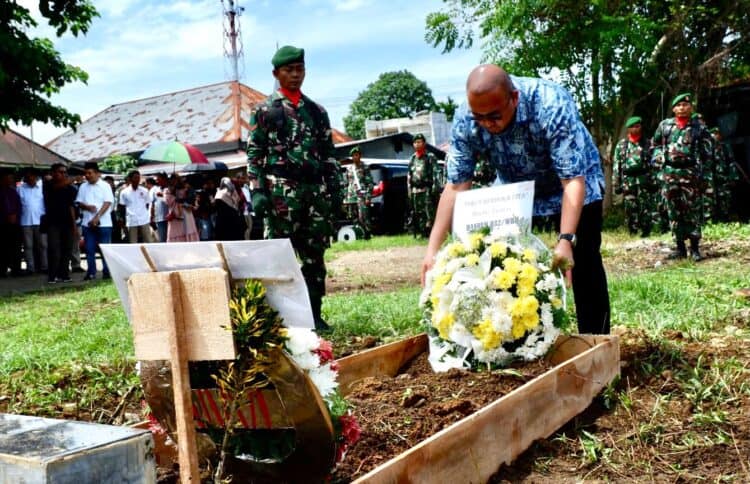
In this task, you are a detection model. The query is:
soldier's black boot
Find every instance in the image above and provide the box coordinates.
[310,292,331,332]
[689,237,703,262]
[667,239,687,259]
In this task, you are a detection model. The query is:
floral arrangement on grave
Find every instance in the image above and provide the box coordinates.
[209,279,360,481]
[420,227,569,370]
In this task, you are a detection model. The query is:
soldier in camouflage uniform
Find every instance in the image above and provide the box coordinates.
[651,93,713,261]
[709,128,741,220]
[246,45,342,331]
[344,146,374,238]
[614,116,657,236]
[407,134,437,237]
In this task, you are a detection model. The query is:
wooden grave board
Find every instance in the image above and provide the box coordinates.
[127,268,235,361]
[337,333,619,484]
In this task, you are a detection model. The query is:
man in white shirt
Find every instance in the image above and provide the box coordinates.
[17,168,47,273]
[119,170,153,243]
[75,162,114,280]
[150,172,169,242]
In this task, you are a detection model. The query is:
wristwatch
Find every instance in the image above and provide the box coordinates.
[557,233,577,247]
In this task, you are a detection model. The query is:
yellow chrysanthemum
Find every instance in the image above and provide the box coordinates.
[519,263,539,282]
[431,273,452,298]
[466,253,480,266]
[521,295,539,315]
[447,242,466,258]
[435,313,455,339]
[430,296,439,308]
[511,320,527,339]
[516,279,535,297]
[522,248,537,262]
[502,257,522,275]
[493,270,515,290]
[467,232,483,251]
[489,242,507,258]
[550,296,563,309]
[472,319,503,350]
[522,312,540,330]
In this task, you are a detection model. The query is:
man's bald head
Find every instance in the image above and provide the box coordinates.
[466,64,518,134]
[467,64,513,97]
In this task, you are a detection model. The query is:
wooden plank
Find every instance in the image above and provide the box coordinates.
[128,269,235,361]
[353,335,620,484]
[336,334,429,396]
[166,272,201,484]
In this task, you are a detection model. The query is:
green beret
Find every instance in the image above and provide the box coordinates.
[413,133,426,142]
[349,146,361,155]
[272,45,304,68]
[671,93,692,107]
[625,116,642,128]
[691,112,702,119]
[709,127,720,134]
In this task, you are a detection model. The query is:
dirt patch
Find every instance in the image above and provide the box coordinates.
[490,327,750,483]
[333,353,554,482]
[326,246,425,294]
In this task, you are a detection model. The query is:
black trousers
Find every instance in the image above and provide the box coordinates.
[0,222,22,275]
[536,200,611,334]
[47,224,74,280]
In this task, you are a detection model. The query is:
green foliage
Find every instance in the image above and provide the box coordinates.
[0,0,99,130]
[436,96,458,122]
[326,234,426,261]
[343,70,437,139]
[425,0,750,200]
[99,154,137,175]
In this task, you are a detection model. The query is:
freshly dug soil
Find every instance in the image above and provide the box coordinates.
[332,353,554,482]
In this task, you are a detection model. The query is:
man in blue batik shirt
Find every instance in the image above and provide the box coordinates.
[421,64,610,335]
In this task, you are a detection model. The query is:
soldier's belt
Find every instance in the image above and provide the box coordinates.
[623,167,648,176]
[267,165,323,184]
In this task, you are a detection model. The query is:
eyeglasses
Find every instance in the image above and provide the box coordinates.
[470,93,515,124]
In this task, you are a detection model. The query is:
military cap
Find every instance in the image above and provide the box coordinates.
[413,133,426,142]
[349,146,361,155]
[709,127,720,134]
[671,93,692,107]
[625,116,642,128]
[272,45,304,68]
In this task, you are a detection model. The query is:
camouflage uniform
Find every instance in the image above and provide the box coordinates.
[651,115,712,257]
[613,137,658,236]
[407,150,436,237]
[344,163,374,237]
[247,90,341,327]
[472,154,496,188]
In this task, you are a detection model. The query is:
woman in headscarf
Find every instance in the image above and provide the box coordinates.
[213,176,246,240]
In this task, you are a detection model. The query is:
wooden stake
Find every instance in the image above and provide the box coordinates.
[167,272,201,483]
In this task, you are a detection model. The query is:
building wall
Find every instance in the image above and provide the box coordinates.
[365,112,451,147]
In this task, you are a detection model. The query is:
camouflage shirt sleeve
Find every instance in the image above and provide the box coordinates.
[650,121,666,169]
[246,104,269,180]
[613,139,624,189]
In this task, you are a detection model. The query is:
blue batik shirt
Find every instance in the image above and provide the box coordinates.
[447,76,605,216]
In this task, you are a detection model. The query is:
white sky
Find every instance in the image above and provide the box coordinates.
[12,0,484,144]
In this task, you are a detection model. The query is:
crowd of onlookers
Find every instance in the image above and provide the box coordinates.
[0,162,254,283]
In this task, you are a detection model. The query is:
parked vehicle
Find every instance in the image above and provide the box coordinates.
[366,160,409,235]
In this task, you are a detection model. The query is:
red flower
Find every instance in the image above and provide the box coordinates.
[314,338,335,364]
[339,413,361,445]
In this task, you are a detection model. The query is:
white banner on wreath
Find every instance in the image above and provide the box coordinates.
[452,181,535,242]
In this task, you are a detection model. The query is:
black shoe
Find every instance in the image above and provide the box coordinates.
[314,318,331,333]
[83,274,96,281]
[71,267,85,273]
[690,250,703,262]
[60,277,73,283]
[47,278,58,284]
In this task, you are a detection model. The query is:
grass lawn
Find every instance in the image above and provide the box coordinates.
[1,223,749,421]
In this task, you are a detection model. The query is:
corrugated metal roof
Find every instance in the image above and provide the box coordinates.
[1,129,71,168]
[47,81,351,162]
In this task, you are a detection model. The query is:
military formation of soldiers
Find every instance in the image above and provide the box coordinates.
[614,93,742,261]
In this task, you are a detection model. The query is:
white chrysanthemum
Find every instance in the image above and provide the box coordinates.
[290,351,320,371]
[445,257,464,274]
[285,327,320,356]
[308,363,338,398]
[541,303,553,326]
